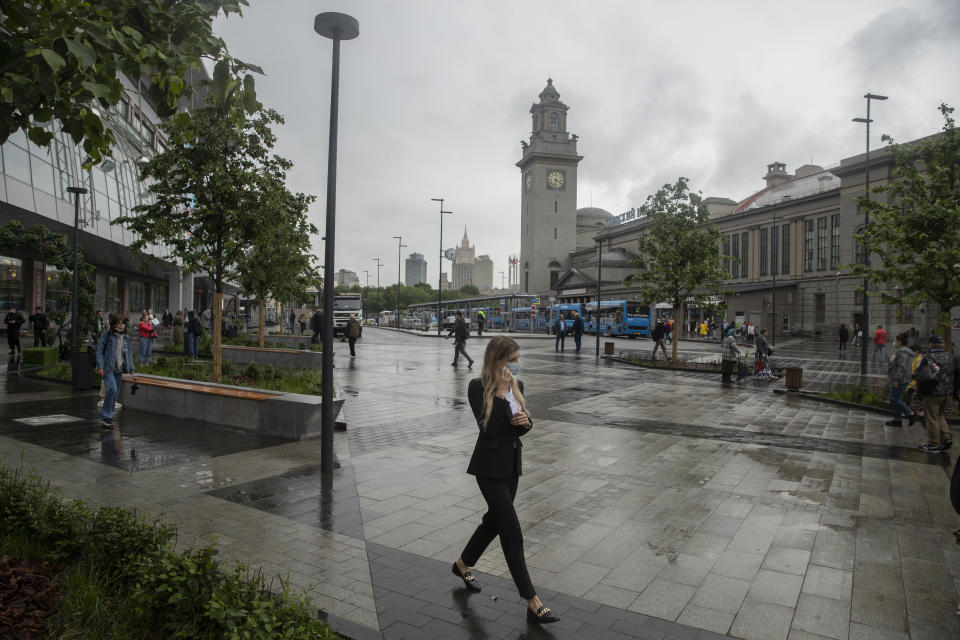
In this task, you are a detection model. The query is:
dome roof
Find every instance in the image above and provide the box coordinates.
[577,207,613,220]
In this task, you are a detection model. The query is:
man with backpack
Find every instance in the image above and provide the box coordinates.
[651,319,669,361]
[915,334,959,453]
[446,311,473,367]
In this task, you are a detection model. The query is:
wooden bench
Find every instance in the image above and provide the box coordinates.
[123,374,278,401]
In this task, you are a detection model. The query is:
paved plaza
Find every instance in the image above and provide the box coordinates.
[1,329,958,640]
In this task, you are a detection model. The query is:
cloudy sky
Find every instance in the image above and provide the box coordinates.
[212,0,960,288]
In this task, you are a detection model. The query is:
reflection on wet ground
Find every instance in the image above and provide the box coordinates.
[0,395,290,472]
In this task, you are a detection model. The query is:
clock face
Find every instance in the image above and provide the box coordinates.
[524,173,532,192]
[547,170,565,190]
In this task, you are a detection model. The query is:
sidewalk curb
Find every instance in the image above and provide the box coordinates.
[773,388,960,424]
[372,326,555,339]
[606,355,725,376]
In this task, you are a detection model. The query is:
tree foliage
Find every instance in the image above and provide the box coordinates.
[849,104,960,349]
[0,0,258,165]
[0,220,96,349]
[115,86,285,380]
[625,177,731,359]
[236,179,319,346]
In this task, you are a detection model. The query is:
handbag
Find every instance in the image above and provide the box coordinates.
[913,357,940,395]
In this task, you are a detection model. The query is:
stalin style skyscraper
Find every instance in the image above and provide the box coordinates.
[517,78,583,294]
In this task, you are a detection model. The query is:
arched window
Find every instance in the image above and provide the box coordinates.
[549,112,560,130]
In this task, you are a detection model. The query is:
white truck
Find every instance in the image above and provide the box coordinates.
[333,293,363,337]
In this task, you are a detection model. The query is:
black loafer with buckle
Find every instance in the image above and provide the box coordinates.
[527,605,559,624]
[451,562,481,592]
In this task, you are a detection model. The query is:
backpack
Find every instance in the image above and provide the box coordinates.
[913,356,941,395]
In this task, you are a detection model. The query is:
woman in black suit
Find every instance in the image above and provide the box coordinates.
[451,336,559,624]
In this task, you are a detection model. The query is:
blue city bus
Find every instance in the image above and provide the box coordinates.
[547,303,582,335]
[583,300,654,337]
[511,307,548,332]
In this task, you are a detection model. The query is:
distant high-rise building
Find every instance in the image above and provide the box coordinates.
[335,269,360,288]
[474,255,494,291]
[405,252,427,286]
[440,272,450,292]
[453,228,475,290]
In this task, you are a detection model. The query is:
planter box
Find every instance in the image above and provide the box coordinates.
[119,374,343,440]
[247,333,317,350]
[22,346,59,367]
[222,345,323,370]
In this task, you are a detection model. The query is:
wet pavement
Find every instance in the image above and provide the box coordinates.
[1,331,958,640]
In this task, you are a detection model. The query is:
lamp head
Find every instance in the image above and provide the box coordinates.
[864,93,888,101]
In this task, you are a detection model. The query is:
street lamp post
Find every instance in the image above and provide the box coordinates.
[771,202,777,347]
[853,92,888,376]
[373,258,382,291]
[393,236,406,328]
[363,269,369,317]
[431,198,452,336]
[66,186,88,390]
[595,238,603,357]
[314,11,358,473]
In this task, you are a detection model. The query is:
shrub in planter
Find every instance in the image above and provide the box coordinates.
[22,346,59,367]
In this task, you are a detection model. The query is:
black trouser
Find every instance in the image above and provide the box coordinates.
[7,331,20,353]
[348,337,356,356]
[574,333,582,351]
[721,358,735,383]
[453,341,472,364]
[555,332,565,352]
[838,338,847,353]
[311,330,320,344]
[461,475,535,600]
[33,330,47,347]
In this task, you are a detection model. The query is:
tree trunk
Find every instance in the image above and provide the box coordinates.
[280,302,285,335]
[937,310,953,352]
[213,291,223,382]
[258,301,265,347]
[672,304,681,361]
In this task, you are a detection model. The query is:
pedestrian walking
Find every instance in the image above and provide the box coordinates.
[298,312,307,335]
[28,306,49,347]
[345,314,361,357]
[886,333,917,427]
[572,311,584,353]
[446,311,474,367]
[173,310,184,347]
[721,328,740,383]
[753,328,778,379]
[553,314,565,352]
[852,323,862,347]
[288,309,296,334]
[651,318,669,360]
[92,310,105,341]
[452,336,559,624]
[916,334,958,453]
[4,307,25,355]
[185,309,202,358]
[310,307,323,344]
[747,322,756,344]
[136,310,155,364]
[838,323,849,355]
[201,308,212,333]
[162,308,174,336]
[872,324,887,364]
[477,309,486,336]
[95,313,135,428]
[699,321,708,338]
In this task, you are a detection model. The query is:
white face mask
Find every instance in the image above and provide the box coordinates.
[506,361,520,376]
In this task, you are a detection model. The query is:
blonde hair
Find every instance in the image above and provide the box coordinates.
[479,337,530,430]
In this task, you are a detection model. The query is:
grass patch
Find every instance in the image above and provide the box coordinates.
[0,462,337,639]
[822,386,888,406]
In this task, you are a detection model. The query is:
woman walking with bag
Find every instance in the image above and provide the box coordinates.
[451,336,559,624]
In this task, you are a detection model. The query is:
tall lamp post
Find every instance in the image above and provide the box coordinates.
[853,92,888,376]
[314,11,358,473]
[771,202,777,347]
[373,258,382,290]
[362,269,369,318]
[431,198,452,336]
[66,186,88,390]
[595,238,604,357]
[393,236,406,328]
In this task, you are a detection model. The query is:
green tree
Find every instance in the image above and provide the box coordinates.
[459,284,480,296]
[115,84,284,381]
[0,0,257,164]
[625,177,731,360]
[236,179,319,347]
[850,104,960,350]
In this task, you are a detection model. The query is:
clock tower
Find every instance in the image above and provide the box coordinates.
[517,78,582,294]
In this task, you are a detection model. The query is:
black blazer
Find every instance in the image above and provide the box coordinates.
[466,378,532,479]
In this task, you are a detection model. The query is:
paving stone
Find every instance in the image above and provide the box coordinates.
[747,569,803,607]
[730,599,794,640]
[801,564,852,602]
[628,578,697,620]
[689,574,751,614]
[850,586,908,632]
[791,593,851,640]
